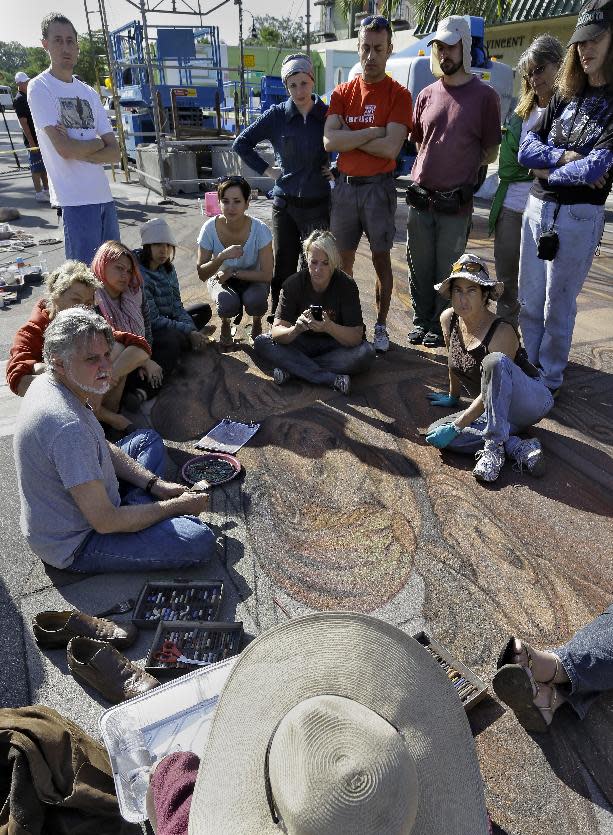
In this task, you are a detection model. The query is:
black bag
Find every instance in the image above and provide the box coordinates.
[537,229,559,260]
[405,181,430,210]
[537,201,561,261]
[514,346,541,379]
[431,189,462,214]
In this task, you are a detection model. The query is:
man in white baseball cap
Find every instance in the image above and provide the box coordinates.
[13,71,50,202]
[406,16,501,350]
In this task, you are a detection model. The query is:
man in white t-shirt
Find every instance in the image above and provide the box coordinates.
[28,13,121,264]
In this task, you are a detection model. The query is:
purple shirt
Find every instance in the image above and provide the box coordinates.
[411,76,501,194]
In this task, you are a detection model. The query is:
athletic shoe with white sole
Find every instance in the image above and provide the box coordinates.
[473,442,505,483]
[273,367,291,386]
[373,323,390,352]
[510,438,546,476]
[333,374,351,395]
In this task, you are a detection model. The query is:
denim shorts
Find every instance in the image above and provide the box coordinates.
[28,149,45,174]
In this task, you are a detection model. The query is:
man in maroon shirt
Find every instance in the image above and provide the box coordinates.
[407,16,501,348]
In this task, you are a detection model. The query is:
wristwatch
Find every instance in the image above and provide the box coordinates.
[231,268,238,280]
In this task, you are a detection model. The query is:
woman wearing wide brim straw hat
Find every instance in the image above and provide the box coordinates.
[148,612,492,834]
[424,252,554,484]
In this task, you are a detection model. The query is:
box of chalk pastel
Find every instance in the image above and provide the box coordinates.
[145,621,243,679]
[413,631,488,711]
[132,580,223,629]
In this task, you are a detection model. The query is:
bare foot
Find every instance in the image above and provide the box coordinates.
[512,639,569,685]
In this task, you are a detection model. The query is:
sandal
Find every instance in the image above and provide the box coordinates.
[494,636,562,733]
[493,663,552,733]
[497,636,560,684]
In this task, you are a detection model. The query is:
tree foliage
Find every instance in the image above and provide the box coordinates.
[245,15,307,47]
[0,30,108,90]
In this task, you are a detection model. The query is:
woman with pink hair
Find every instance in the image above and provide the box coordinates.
[91,240,163,409]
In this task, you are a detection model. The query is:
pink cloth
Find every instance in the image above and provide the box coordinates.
[151,752,199,835]
[96,285,146,337]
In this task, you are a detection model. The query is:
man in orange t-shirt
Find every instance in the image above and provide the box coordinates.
[324,15,412,352]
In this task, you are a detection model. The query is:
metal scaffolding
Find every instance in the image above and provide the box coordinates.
[83,0,248,198]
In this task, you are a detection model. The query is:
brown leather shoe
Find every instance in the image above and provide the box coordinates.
[33,610,138,650]
[67,637,160,704]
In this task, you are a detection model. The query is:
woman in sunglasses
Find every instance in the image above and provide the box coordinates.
[196,176,273,345]
[517,1,613,396]
[489,35,563,325]
[232,53,331,318]
[425,253,554,483]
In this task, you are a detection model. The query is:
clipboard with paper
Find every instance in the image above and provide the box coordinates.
[194,417,260,454]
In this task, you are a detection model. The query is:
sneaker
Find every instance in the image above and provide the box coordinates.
[273,367,291,386]
[373,323,390,352]
[473,443,505,483]
[35,191,50,202]
[510,438,546,477]
[333,374,351,395]
[408,325,426,345]
[422,331,444,348]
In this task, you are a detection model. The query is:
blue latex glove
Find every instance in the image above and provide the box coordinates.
[426,391,460,407]
[425,422,461,449]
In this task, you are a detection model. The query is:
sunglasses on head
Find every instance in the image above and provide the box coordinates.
[217,175,248,185]
[360,14,391,29]
[451,260,486,274]
[523,64,547,80]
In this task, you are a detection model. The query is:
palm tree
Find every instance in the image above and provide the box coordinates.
[413,0,508,32]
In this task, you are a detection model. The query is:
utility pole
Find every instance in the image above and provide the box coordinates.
[235,0,248,129]
[306,0,311,56]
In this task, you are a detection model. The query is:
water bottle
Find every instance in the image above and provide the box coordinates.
[108,718,153,812]
[38,251,48,276]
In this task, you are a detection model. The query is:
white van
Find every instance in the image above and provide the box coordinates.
[0,86,13,109]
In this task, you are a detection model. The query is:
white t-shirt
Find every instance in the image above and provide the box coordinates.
[27,69,113,207]
[503,105,546,214]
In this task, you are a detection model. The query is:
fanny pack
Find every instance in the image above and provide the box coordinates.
[406,181,473,214]
[514,346,540,379]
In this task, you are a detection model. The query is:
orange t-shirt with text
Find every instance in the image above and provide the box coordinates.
[328,75,413,176]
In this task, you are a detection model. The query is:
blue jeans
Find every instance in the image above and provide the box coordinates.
[426,353,554,454]
[254,332,376,387]
[68,429,216,573]
[518,195,605,390]
[553,603,613,719]
[209,277,269,318]
[63,201,120,265]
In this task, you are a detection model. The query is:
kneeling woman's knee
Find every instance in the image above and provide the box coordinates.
[481,351,512,381]
[216,293,241,319]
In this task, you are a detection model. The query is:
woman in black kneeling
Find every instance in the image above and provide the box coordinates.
[254,230,375,395]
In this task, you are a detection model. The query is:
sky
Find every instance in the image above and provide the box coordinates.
[3,0,307,48]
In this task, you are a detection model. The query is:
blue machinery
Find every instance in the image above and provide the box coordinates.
[109,22,286,155]
[109,23,224,155]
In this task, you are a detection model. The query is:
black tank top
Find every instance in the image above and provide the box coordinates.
[448,313,504,398]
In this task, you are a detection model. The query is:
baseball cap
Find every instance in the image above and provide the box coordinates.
[568,0,613,44]
[427,15,470,47]
[14,72,30,83]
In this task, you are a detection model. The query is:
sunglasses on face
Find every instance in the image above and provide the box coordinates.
[360,14,391,29]
[523,64,547,81]
[451,260,487,275]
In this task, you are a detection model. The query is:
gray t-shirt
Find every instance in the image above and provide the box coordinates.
[13,374,120,568]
